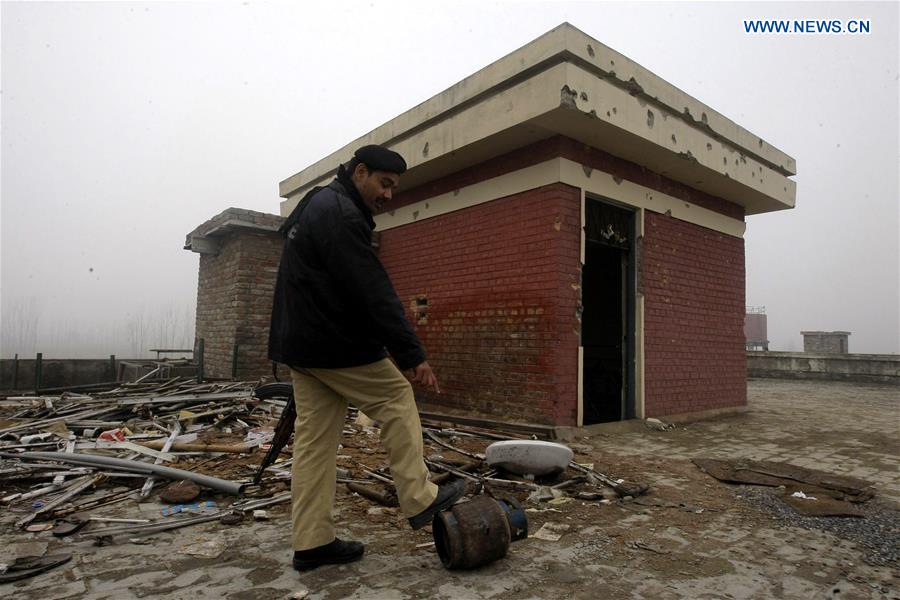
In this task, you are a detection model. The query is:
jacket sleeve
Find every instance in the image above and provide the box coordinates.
[314,202,426,371]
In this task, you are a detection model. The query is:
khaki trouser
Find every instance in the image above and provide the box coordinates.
[289,359,438,551]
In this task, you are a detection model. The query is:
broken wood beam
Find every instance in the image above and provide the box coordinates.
[345,482,398,507]
[138,439,256,454]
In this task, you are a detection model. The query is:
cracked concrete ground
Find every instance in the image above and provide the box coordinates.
[1,378,897,599]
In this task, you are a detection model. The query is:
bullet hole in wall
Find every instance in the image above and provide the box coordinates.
[412,296,428,325]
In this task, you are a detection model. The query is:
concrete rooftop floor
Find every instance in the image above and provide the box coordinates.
[1,378,898,599]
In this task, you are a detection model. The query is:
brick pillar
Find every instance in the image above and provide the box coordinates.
[185,209,286,380]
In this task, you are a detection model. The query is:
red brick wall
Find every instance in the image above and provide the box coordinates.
[383,137,748,424]
[380,183,582,425]
[640,212,747,416]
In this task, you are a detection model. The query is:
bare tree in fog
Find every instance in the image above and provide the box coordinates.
[125,311,147,358]
[1,298,41,357]
[150,304,194,354]
[0,301,195,359]
[126,304,194,358]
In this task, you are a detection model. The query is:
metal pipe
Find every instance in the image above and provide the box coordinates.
[425,459,484,484]
[424,429,482,460]
[139,420,181,498]
[0,406,120,436]
[85,511,224,538]
[53,487,136,518]
[361,467,394,485]
[16,474,105,527]
[568,461,647,497]
[117,390,253,406]
[2,451,245,495]
[83,492,291,539]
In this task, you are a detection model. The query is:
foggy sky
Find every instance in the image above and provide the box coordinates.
[2,1,898,358]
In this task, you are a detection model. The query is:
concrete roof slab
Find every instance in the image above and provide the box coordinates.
[280,23,796,217]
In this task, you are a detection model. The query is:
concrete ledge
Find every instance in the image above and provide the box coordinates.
[656,405,749,424]
[184,208,284,254]
[748,351,900,384]
[554,405,749,440]
[554,420,647,440]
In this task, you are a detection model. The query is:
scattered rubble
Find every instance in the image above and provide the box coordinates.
[0,553,72,583]
[694,458,876,517]
[0,376,646,585]
[644,417,674,431]
[737,485,899,568]
[0,377,893,597]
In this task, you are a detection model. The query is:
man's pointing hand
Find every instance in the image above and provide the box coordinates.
[407,361,440,394]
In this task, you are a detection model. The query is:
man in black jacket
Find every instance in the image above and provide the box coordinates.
[269,145,465,571]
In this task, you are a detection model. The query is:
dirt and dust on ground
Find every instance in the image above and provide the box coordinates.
[0,377,897,599]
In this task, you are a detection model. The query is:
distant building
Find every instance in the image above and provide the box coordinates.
[802,331,851,354]
[745,307,769,351]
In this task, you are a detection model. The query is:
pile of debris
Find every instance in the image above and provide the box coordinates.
[1,379,285,534]
[1,377,647,582]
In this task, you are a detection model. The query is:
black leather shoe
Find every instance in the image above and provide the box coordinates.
[292,538,364,571]
[408,478,467,530]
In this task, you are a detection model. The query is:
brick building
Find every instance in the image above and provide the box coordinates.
[802,331,851,354]
[187,24,796,427]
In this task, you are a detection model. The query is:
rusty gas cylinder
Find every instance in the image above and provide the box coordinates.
[432,495,528,569]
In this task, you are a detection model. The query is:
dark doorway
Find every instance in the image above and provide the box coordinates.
[582,198,635,424]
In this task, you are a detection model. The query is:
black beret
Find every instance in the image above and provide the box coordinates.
[354,145,407,175]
